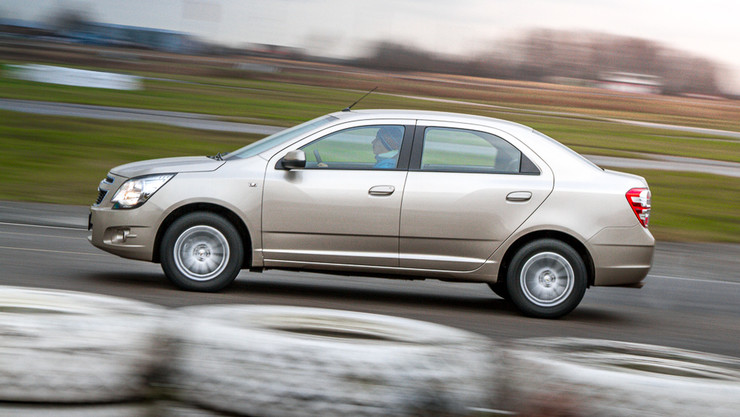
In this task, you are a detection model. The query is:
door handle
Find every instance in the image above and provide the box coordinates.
[369,185,395,196]
[506,191,532,202]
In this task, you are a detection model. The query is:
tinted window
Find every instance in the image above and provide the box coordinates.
[301,125,405,170]
[421,127,523,173]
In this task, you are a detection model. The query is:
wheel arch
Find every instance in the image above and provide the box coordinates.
[498,230,595,288]
[153,202,252,269]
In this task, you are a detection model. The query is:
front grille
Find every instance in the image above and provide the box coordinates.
[95,189,108,205]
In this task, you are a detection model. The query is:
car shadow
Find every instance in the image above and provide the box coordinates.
[81,270,631,325]
[229,277,519,315]
[81,271,168,287]
[559,306,633,325]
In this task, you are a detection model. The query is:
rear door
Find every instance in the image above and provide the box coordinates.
[399,121,553,271]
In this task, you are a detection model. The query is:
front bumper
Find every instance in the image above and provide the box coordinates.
[88,172,165,262]
[88,204,160,262]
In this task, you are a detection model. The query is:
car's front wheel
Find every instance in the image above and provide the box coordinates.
[506,239,587,318]
[161,212,243,292]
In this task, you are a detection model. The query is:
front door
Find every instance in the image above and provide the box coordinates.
[262,122,413,268]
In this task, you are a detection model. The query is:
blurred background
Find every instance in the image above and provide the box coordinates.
[4,0,740,94]
[1,0,739,242]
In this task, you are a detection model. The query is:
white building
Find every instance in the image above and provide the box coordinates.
[598,72,663,95]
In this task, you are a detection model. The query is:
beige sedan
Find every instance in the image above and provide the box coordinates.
[90,110,654,318]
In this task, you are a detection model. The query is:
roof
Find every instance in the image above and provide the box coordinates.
[330,109,534,135]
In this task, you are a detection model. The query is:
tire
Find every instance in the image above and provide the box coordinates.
[168,305,501,417]
[0,286,167,403]
[506,239,587,318]
[160,212,244,292]
[503,338,740,417]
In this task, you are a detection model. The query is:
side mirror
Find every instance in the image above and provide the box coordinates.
[281,150,306,170]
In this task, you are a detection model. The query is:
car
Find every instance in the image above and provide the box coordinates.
[89,109,654,318]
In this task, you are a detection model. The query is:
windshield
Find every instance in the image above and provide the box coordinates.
[226,115,338,160]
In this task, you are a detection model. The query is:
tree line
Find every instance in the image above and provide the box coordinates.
[356,29,723,96]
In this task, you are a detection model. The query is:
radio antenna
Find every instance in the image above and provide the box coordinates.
[342,86,378,112]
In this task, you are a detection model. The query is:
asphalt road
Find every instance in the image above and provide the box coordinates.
[0,98,283,135]
[1,201,739,359]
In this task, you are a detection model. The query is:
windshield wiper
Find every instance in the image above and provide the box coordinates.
[207,152,228,161]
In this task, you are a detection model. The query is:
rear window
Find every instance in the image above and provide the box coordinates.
[421,127,524,174]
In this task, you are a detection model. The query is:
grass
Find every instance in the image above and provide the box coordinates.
[0,110,261,205]
[0,71,355,126]
[527,118,740,163]
[2,63,739,163]
[0,53,738,242]
[611,169,740,243]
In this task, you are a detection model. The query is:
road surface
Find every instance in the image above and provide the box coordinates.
[1,201,739,359]
[0,98,282,135]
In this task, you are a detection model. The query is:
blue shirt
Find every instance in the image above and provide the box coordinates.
[374,150,399,169]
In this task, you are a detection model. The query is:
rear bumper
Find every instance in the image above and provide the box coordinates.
[588,226,655,286]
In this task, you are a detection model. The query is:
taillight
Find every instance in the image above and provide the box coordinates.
[626,188,651,227]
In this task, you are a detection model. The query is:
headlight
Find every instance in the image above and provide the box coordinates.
[111,174,174,209]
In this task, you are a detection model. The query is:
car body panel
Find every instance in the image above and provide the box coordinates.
[111,156,225,178]
[587,221,654,286]
[90,157,267,264]
[487,170,654,286]
[262,168,408,267]
[399,171,553,271]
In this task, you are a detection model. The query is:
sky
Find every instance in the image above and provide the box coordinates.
[3,0,740,93]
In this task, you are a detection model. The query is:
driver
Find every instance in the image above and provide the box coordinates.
[372,126,403,169]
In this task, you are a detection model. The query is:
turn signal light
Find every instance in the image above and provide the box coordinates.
[626,188,651,227]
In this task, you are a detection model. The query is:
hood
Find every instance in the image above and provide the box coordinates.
[110,156,225,178]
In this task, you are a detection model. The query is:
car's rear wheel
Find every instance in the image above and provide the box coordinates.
[506,239,587,318]
[161,212,243,292]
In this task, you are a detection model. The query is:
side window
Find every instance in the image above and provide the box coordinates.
[301,125,405,170]
[421,127,524,174]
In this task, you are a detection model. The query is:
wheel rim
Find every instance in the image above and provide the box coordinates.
[520,251,575,307]
[173,225,230,282]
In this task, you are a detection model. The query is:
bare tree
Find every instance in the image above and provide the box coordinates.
[47,7,94,34]
[357,29,724,96]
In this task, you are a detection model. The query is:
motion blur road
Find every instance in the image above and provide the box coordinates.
[1,200,739,358]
